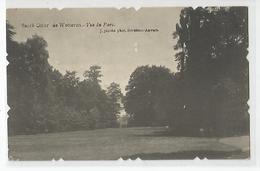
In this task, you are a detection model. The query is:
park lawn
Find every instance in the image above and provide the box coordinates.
[8,127,250,160]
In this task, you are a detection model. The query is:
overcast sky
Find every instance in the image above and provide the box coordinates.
[7,7,182,92]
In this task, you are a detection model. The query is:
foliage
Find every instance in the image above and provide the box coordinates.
[124,7,249,136]
[124,65,176,126]
[107,82,123,117]
[7,24,121,135]
[172,7,249,136]
[7,7,249,137]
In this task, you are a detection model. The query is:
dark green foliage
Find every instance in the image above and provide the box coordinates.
[106,82,123,126]
[7,23,121,135]
[124,65,177,126]
[124,7,249,137]
[83,65,103,83]
[7,6,249,137]
[7,32,54,134]
[172,7,249,136]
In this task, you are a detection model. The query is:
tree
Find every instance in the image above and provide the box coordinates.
[6,21,16,49]
[7,34,54,134]
[125,65,176,126]
[79,65,117,128]
[173,7,249,136]
[83,65,103,83]
[79,65,103,112]
[106,82,123,126]
[7,24,131,134]
[60,71,80,107]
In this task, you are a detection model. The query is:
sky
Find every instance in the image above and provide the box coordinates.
[7,7,182,93]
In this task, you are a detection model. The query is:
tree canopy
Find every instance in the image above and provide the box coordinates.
[124,65,176,126]
[124,7,249,136]
[7,6,249,137]
[7,23,122,135]
[172,7,249,136]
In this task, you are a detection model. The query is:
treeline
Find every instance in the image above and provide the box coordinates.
[7,24,123,135]
[124,7,249,136]
[7,7,249,137]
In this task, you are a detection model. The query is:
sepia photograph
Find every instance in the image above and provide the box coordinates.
[6,7,250,160]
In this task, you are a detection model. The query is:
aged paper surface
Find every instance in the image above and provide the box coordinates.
[6,7,250,161]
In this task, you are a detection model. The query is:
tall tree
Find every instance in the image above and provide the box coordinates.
[106,82,123,126]
[173,7,249,136]
[125,65,176,126]
[7,34,53,134]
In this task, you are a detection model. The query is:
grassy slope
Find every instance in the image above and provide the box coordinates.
[8,127,250,160]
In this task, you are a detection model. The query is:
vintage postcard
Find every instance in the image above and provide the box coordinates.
[6,7,250,161]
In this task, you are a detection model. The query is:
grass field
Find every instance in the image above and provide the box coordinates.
[8,127,250,160]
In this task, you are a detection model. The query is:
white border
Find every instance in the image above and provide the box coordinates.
[4,0,257,9]
[1,0,258,169]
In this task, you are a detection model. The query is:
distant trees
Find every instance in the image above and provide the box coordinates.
[107,82,123,119]
[7,23,121,135]
[83,65,103,83]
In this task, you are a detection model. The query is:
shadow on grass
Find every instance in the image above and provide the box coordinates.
[122,150,249,160]
[133,128,249,138]
[133,129,203,138]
